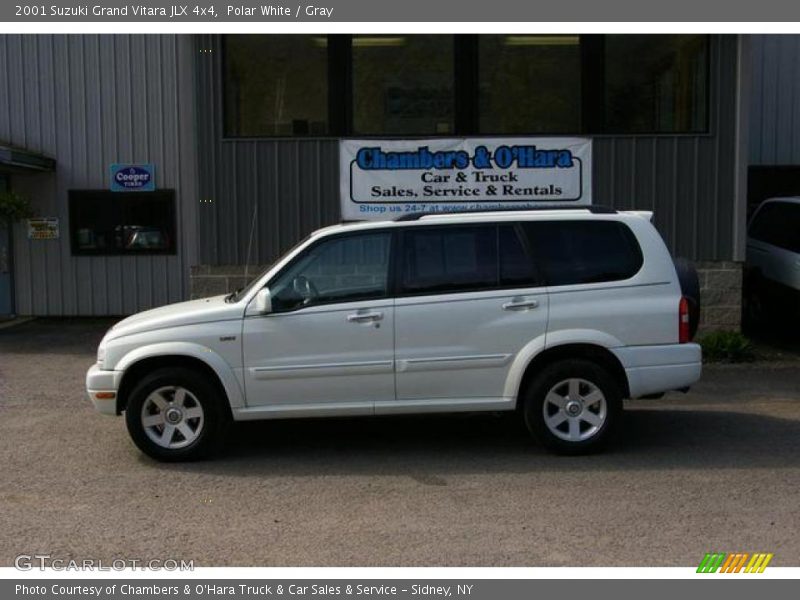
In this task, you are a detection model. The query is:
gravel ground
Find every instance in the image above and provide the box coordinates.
[1,318,799,567]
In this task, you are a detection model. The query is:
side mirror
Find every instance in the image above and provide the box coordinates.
[254,287,272,314]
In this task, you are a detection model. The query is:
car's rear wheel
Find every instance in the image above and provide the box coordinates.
[523,359,622,455]
[124,367,228,462]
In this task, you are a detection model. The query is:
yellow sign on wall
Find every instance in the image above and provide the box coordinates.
[27,217,59,240]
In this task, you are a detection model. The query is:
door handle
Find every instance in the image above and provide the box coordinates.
[347,311,384,323]
[502,298,539,311]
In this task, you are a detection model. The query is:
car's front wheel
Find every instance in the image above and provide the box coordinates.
[124,367,229,462]
[522,359,622,455]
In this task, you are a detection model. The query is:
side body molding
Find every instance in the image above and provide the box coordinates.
[114,342,246,409]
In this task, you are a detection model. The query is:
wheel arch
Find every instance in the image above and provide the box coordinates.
[114,345,243,415]
[512,343,630,408]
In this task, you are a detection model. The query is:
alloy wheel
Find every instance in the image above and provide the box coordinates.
[542,378,607,442]
[141,386,205,449]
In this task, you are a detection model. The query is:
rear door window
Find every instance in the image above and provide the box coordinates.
[399,224,540,295]
[499,225,538,287]
[400,225,498,295]
[522,220,643,286]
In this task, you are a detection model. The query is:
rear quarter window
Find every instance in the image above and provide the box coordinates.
[523,220,643,286]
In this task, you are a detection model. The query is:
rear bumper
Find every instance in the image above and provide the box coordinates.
[612,343,702,398]
[86,363,123,415]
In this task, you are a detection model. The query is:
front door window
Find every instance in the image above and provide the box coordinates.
[269,232,391,312]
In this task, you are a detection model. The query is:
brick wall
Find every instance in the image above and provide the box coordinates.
[695,261,743,332]
[189,265,270,299]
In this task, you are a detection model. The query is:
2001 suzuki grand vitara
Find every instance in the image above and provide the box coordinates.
[87,207,702,461]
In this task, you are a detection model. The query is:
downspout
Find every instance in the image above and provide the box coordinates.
[732,34,752,262]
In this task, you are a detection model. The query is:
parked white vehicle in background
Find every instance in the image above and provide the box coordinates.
[744,197,800,327]
[87,207,702,461]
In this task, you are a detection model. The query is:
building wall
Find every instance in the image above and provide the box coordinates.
[749,34,800,165]
[0,34,749,326]
[192,34,748,331]
[0,35,198,316]
[195,35,747,268]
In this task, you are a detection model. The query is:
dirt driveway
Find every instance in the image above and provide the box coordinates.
[1,319,799,566]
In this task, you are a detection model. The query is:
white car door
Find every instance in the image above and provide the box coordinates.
[389,224,548,410]
[242,231,395,414]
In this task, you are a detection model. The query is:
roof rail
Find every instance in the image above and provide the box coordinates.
[394,205,617,222]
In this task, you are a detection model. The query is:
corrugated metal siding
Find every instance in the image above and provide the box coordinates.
[593,34,739,260]
[196,35,743,266]
[195,35,341,266]
[0,35,198,316]
[749,35,800,165]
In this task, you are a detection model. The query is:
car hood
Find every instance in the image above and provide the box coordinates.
[107,295,243,340]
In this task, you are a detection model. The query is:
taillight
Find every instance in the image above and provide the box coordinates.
[679,296,690,343]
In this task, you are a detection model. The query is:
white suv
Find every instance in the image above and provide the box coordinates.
[87,207,702,461]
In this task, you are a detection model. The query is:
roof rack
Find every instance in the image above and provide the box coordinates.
[394,205,617,222]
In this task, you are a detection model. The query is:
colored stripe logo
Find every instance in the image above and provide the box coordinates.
[697,552,774,573]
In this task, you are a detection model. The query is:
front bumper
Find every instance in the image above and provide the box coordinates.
[612,343,702,398]
[86,363,123,415]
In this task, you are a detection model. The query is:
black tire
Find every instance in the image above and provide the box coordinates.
[522,359,622,455]
[673,257,701,340]
[124,367,229,462]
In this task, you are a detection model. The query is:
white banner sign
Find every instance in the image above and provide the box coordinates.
[340,137,592,220]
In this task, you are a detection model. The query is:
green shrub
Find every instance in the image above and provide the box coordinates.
[699,330,755,363]
[0,191,33,225]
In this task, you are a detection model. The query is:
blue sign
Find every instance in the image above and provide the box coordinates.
[110,163,155,192]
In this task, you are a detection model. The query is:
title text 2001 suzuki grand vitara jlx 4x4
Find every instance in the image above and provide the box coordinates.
[87,207,702,461]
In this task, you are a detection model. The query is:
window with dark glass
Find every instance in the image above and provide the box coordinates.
[523,221,643,286]
[401,226,497,294]
[270,232,391,312]
[500,225,538,286]
[352,35,455,135]
[478,35,582,134]
[749,202,800,253]
[224,35,328,136]
[69,190,176,255]
[221,34,710,137]
[603,35,708,133]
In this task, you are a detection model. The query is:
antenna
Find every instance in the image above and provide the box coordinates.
[243,199,259,284]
